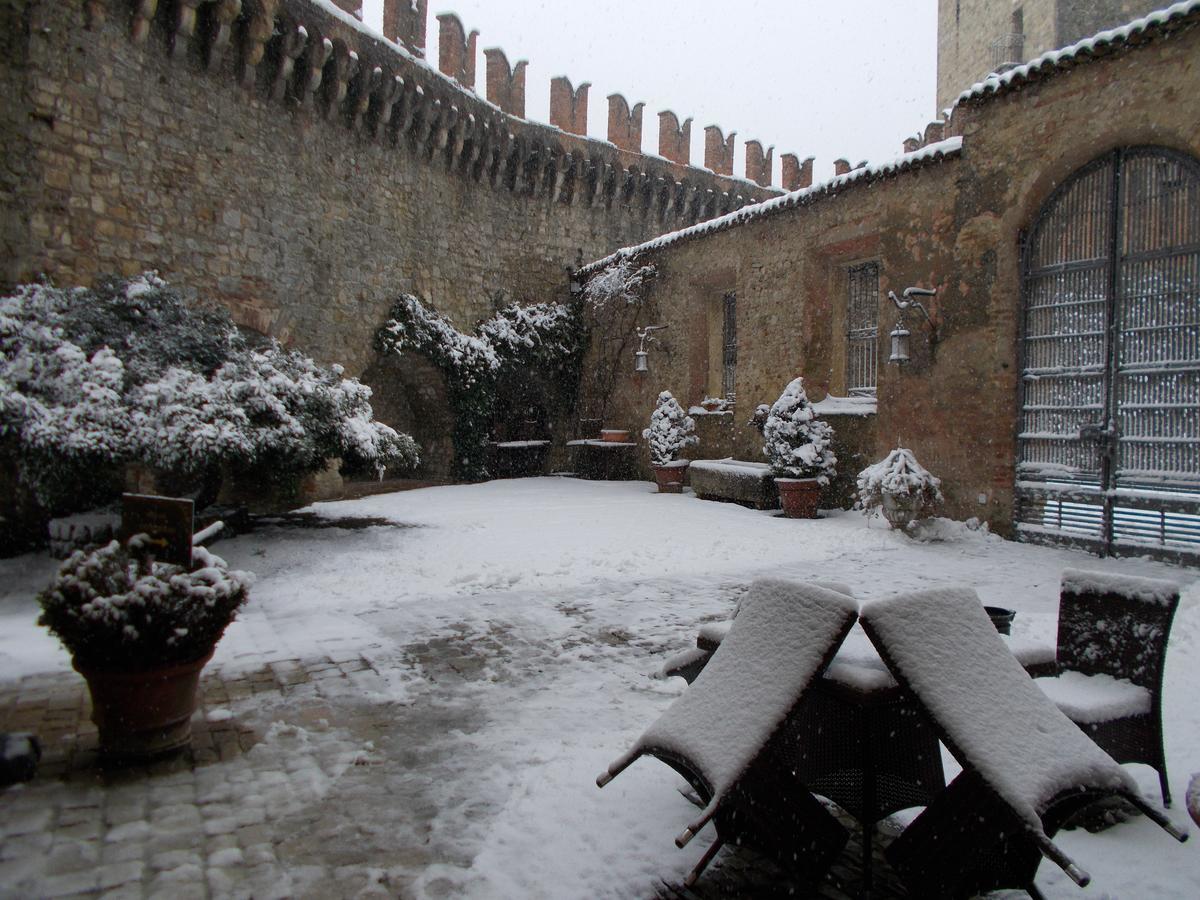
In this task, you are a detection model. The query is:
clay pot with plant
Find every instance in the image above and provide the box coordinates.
[643,391,699,493]
[38,536,250,759]
[856,447,944,530]
[762,378,837,518]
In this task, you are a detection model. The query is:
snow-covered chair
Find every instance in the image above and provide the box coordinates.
[860,587,1187,900]
[598,579,859,886]
[1034,569,1181,806]
[660,580,855,684]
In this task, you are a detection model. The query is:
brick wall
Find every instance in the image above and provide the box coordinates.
[0,0,776,479]
[586,22,1200,533]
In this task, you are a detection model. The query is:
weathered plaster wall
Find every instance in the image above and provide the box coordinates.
[588,20,1200,532]
[0,0,776,478]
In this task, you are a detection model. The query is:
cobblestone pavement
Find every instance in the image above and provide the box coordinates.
[0,637,914,900]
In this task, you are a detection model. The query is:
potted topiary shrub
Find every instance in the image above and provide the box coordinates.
[856,447,944,530]
[38,536,250,759]
[762,378,837,518]
[643,391,699,493]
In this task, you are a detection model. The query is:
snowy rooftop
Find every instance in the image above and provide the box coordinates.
[577,138,963,277]
[955,0,1200,107]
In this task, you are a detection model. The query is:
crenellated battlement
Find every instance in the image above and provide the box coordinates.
[87,0,782,227]
[403,3,805,190]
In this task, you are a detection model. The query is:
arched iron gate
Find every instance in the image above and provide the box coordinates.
[1016,146,1200,562]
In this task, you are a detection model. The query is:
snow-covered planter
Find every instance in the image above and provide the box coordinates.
[38,537,250,671]
[38,537,251,757]
[643,392,698,464]
[762,378,836,518]
[856,448,943,530]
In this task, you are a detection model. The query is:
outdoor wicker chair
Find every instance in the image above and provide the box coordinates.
[597,579,859,886]
[659,580,856,685]
[1033,569,1182,806]
[860,587,1187,900]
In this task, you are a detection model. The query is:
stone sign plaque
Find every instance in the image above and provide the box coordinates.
[119,494,194,567]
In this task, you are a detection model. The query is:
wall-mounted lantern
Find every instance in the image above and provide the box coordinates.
[635,324,669,373]
[887,287,938,365]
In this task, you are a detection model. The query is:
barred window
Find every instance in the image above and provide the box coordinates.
[721,292,737,401]
[846,263,879,396]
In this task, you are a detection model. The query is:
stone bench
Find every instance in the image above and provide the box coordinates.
[689,459,779,510]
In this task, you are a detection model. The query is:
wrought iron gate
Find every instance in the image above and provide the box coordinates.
[1016,147,1200,562]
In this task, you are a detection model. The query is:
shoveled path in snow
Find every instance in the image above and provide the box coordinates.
[1,478,1198,899]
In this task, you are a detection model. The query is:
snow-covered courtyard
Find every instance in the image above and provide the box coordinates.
[2,478,1199,898]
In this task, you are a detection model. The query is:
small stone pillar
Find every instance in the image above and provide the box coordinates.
[550,77,590,135]
[607,94,644,153]
[903,136,921,153]
[704,125,736,176]
[834,158,851,176]
[781,154,814,191]
[383,0,428,56]
[485,49,527,117]
[658,111,692,165]
[923,120,946,146]
[437,13,478,89]
[745,140,773,187]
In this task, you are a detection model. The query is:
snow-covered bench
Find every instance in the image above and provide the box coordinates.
[688,459,778,509]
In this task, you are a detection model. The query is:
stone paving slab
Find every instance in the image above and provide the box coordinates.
[1,643,910,899]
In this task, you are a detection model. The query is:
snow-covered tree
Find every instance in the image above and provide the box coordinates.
[1,276,418,523]
[642,391,698,466]
[762,377,837,483]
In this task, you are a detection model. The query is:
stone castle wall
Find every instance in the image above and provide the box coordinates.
[0,0,782,477]
[584,17,1200,533]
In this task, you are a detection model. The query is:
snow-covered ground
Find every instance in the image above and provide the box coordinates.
[2,478,1198,898]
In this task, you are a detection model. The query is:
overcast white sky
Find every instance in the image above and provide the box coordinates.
[360,1,938,187]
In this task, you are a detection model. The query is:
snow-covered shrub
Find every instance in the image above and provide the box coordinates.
[581,258,656,310]
[856,448,943,518]
[0,276,417,521]
[642,391,698,466]
[761,378,837,483]
[37,538,251,670]
[376,293,584,480]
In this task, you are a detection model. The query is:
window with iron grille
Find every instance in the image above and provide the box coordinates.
[721,292,737,401]
[846,262,879,395]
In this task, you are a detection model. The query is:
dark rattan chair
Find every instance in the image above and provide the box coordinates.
[1034,569,1182,806]
[861,586,1187,900]
[597,579,859,887]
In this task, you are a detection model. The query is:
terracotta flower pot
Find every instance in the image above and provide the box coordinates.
[75,649,214,759]
[600,429,630,443]
[653,461,690,493]
[776,477,821,519]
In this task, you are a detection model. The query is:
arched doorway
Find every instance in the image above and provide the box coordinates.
[1016,147,1200,561]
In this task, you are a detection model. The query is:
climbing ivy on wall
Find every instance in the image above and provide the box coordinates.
[375,294,585,480]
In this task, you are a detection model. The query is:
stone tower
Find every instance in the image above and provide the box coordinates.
[936,0,1163,113]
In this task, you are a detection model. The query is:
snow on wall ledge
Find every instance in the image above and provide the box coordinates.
[955,0,1200,107]
[577,138,964,276]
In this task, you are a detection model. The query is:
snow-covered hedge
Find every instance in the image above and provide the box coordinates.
[642,391,698,466]
[762,378,837,483]
[856,448,943,514]
[376,293,584,480]
[0,276,418,516]
[37,538,251,670]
